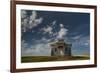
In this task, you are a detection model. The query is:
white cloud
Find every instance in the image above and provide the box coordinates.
[84,42,89,46]
[41,37,52,43]
[21,39,51,56]
[60,23,64,28]
[35,43,51,56]
[41,20,57,36]
[21,40,29,54]
[30,11,37,21]
[21,10,27,19]
[83,39,90,46]
[21,10,43,32]
[21,36,53,56]
[71,36,90,55]
[52,32,58,37]
[41,37,47,41]
[57,24,68,39]
[41,23,68,39]
[72,36,90,47]
[52,20,56,26]
[29,11,43,28]
[29,17,43,29]
[35,17,43,24]
[42,26,53,35]
[72,35,82,40]
[21,17,29,32]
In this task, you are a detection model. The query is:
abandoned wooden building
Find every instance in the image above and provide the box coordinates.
[50,39,72,56]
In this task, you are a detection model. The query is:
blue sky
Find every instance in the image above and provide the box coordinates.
[21,10,90,56]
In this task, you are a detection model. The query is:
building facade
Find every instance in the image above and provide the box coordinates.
[50,39,71,56]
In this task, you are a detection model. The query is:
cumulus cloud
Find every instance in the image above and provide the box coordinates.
[21,37,52,56]
[29,17,43,29]
[41,23,68,39]
[60,24,64,28]
[57,24,68,39]
[52,32,58,37]
[30,11,37,21]
[71,36,90,56]
[41,37,50,42]
[42,26,53,35]
[21,40,51,56]
[72,36,90,47]
[21,10,27,19]
[21,40,28,50]
[41,20,57,36]
[52,20,56,26]
[21,10,43,32]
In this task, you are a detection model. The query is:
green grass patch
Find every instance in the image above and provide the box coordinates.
[21,55,90,63]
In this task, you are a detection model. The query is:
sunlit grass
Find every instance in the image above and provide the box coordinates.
[21,55,90,63]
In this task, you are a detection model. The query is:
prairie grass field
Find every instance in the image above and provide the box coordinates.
[21,55,90,63]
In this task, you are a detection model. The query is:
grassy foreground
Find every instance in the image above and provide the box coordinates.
[21,55,90,63]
